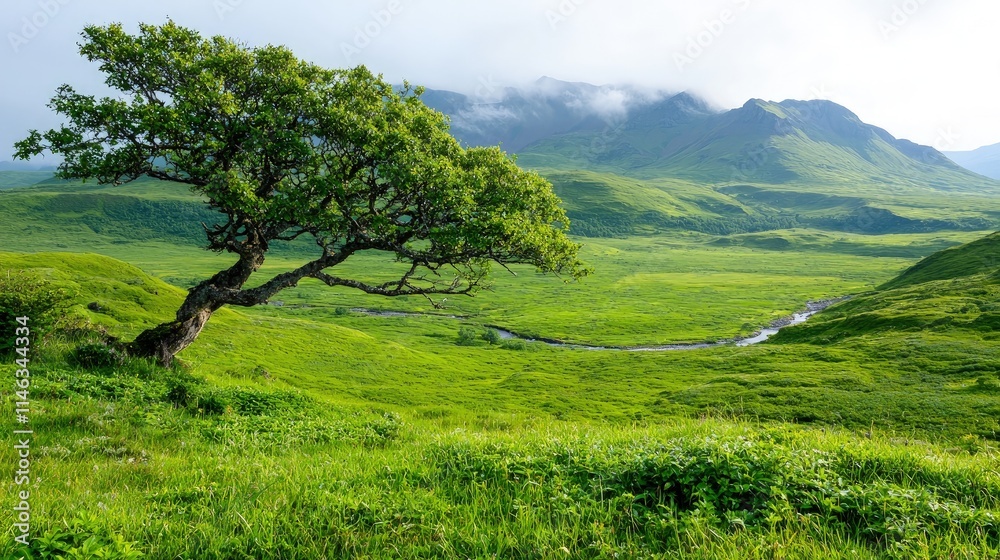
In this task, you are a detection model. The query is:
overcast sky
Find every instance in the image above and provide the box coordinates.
[3,0,998,163]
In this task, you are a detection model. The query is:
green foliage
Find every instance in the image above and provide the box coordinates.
[68,342,125,369]
[429,430,1000,556]
[0,270,71,354]
[976,375,1000,392]
[15,21,587,298]
[481,327,502,345]
[13,22,591,362]
[165,375,196,408]
[455,326,481,346]
[5,514,144,559]
[500,339,531,351]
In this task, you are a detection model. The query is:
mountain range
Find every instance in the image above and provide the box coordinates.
[4,77,1000,239]
[418,78,1000,236]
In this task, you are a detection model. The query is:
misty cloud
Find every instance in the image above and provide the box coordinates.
[2,0,999,163]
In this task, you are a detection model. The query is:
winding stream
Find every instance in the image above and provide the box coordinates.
[350,297,847,352]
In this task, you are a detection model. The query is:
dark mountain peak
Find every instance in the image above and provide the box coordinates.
[666,91,713,113]
[778,99,860,121]
[626,91,716,130]
[731,99,791,133]
[532,76,606,99]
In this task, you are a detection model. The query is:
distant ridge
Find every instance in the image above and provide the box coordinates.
[945,142,1000,180]
[418,78,997,194]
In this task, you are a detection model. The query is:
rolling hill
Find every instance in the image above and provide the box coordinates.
[773,231,1000,344]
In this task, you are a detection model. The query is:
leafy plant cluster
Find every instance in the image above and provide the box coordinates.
[429,431,1000,557]
[455,325,533,350]
[30,339,403,449]
[0,270,71,354]
[5,513,144,560]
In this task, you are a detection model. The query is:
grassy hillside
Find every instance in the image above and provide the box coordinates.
[0,169,991,348]
[0,183,219,247]
[3,164,1000,556]
[771,231,1000,345]
[879,232,1000,290]
[0,245,997,431]
[543,170,807,237]
[1,252,999,558]
[0,171,52,189]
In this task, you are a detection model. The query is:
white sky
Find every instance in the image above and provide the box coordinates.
[3,0,998,160]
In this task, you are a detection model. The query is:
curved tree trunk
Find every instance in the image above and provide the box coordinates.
[129,249,264,366]
[129,304,218,367]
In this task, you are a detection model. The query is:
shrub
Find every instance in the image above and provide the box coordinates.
[4,513,144,559]
[0,270,72,354]
[68,342,124,369]
[501,339,530,351]
[975,375,1000,391]
[165,377,196,408]
[194,389,230,415]
[456,326,481,346]
[482,328,503,345]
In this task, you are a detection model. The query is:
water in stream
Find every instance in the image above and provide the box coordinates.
[350,298,845,352]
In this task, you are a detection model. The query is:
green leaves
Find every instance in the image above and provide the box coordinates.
[19,21,587,311]
[0,270,72,354]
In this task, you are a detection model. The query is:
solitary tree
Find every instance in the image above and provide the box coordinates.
[16,22,587,366]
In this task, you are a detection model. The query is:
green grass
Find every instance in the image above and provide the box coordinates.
[3,236,1000,440]
[0,171,52,189]
[3,343,999,558]
[879,232,1000,290]
[3,172,1000,556]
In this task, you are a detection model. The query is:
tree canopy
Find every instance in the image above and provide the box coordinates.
[16,22,588,364]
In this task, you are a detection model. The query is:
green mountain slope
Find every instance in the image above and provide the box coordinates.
[543,170,802,236]
[507,95,1000,234]
[519,97,999,191]
[0,174,220,243]
[880,232,1000,290]
[773,231,1000,343]
[0,170,53,189]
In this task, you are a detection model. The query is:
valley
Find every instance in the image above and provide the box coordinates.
[3,74,1000,558]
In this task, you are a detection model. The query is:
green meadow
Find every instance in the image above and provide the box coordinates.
[2,173,1000,558]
